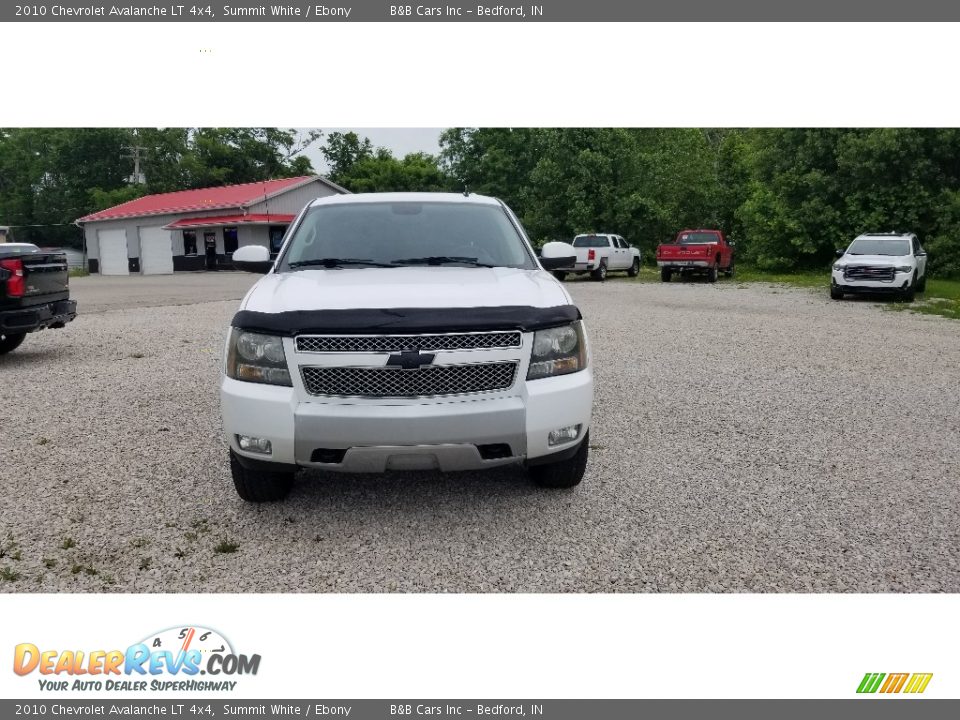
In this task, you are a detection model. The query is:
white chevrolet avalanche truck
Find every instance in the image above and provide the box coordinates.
[220,193,594,502]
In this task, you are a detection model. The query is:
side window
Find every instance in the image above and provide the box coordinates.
[615,237,625,249]
[912,237,921,255]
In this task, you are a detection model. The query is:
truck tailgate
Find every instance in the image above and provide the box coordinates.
[22,252,70,301]
[658,244,713,260]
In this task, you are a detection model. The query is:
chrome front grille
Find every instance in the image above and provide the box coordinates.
[296,331,522,354]
[844,265,895,282]
[300,362,518,398]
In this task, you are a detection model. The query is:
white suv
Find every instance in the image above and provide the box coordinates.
[831,232,928,302]
[220,193,594,502]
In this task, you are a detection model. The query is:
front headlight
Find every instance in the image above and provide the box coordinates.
[527,322,588,380]
[226,329,292,386]
[894,265,913,273]
[833,264,845,272]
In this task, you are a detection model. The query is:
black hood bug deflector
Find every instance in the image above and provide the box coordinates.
[231,305,582,336]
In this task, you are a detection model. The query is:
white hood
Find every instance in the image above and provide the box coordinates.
[839,254,911,266]
[241,267,572,313]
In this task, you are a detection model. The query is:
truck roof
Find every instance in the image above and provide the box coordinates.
[308,192,503,208]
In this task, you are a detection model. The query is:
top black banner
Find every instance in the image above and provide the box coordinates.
[5,0,957,21]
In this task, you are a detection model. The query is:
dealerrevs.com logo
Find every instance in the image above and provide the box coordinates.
[13,626,261,692]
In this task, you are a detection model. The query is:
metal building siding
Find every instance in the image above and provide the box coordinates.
[246,179,342,216]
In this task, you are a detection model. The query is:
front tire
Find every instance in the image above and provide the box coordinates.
[830,284,844,300]
[230,450,295,502]
[552,270,567,281]
[529,432,589,489]
[917,273,927,293]
[660,268,672,283]
[591,262,608,282]
[707,262,719,283]
[627,258,640,277]
[724,259,735,278]
[0,332,26,355]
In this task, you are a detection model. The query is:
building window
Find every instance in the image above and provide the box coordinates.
[269,225,288,254]
[224,227,238,255]
[183,231,198,255]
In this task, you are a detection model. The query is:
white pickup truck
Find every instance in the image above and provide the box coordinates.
[552,234,641,282]
[221,192,594,502]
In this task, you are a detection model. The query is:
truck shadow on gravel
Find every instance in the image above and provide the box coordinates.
[276,465,574,508]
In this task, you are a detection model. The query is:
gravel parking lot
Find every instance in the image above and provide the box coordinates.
[2,273,958,592]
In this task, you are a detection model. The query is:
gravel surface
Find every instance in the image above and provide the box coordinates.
[2,274,959,592]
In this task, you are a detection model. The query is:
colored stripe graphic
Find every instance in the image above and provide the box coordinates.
[903,673,933,694]
[880,673,909,693]
[857,673,885,693]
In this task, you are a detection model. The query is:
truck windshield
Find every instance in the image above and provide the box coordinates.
[0,244,40,256]
[847,238,910,256]
[676,232,718,244]
[279,202,535,271]
[573,236,609,248]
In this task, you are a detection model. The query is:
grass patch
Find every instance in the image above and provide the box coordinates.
[68,267,90,278]
[42,558,57,569]
[0,567,21,582]
[213,540,240,554]
[730,267,827,289]
[60,537,76,550]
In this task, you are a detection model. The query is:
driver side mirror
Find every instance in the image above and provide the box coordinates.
[835,249,845,258]
[539,241,576,271]
[232,244,273,274]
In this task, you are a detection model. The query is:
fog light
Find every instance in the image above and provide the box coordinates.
[548,425,581,447]
[237,435,272,454]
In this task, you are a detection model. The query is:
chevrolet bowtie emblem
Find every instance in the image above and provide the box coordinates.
[386,349,436,370]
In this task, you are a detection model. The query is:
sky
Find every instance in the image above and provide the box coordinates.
[299,128,445,173]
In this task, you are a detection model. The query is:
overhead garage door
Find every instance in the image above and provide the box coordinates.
[98,229,129,275]
[139,226,174,275]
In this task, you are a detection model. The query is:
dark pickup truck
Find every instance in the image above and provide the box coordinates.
[0,243,77,354]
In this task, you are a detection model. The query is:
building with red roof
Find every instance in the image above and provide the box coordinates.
[76,175,347,274]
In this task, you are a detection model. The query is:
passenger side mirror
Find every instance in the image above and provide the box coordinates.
[539,241,576,270]
[232,245,273,274]
[835,249,845,258]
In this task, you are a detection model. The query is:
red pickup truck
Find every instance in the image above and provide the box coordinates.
[656,229,735,283]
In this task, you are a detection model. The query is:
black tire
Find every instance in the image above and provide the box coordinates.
[660,268,672,283]
[529,432,589,489]
[552,271,567,281]
[917,273,927,293]
[724,259,735,278]
[230,450,295,502]
[591,262,608,282]
[627,258,640,277]
[830,285,843,300]
[707,262,719,283]
[0,332,26,355]
[901,285,916,303]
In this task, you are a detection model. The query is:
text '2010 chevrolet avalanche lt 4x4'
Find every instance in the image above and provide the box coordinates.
[220,193,594,502]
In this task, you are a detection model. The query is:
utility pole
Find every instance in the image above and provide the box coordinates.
[122,130,147,185]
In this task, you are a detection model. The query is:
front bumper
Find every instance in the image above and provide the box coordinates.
[221,368,594,474]
[831,271,912,293]
[0,299,77,334]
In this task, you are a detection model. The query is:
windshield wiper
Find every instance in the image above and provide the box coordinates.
[288,258,395,269]
[391,256,498,268]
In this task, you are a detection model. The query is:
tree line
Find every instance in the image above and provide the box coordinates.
[2,128,958,277]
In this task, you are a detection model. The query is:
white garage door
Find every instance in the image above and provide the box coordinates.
[139,226,174,275]
[98,229,129,276]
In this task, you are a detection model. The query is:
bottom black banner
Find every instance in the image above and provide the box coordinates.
[3,700,959,719]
